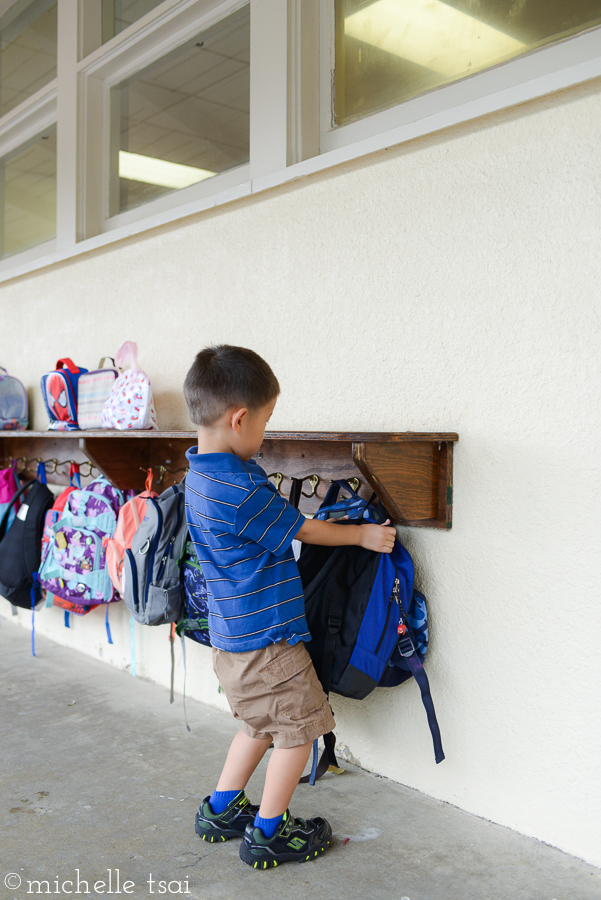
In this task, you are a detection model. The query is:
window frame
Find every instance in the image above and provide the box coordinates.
[319,1,601,153]
[0,0,599,283]
[78,0,253,237]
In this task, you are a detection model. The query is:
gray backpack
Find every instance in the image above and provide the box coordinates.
[123,482,188,625]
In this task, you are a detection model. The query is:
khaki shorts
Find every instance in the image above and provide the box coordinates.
[212,638,336,749]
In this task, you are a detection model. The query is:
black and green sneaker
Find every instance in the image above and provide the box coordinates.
[239,810,332,869]
[195,791,259,843]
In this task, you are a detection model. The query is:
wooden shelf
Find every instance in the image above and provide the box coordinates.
[0,430,459,529]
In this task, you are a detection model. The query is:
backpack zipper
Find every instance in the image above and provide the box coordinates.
[375,575,399,654]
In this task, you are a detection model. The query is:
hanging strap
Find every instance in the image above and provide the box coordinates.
[36,462,47,485]
[64,611,70,628]
[169,623,175,704]
[180,633,191,732]
[115,341,139,372]
[396,630,445,764]
[144,467,154,493]
[288,477,303,510]
[0,479,35,541]
[130,616,137,677]
[69,463,81,490]
[300,732,339,784]
[30,573,40,657]
[105,604,113,644]
[299,566,345,784]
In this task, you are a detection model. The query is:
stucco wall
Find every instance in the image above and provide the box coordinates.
[1,77,600,867]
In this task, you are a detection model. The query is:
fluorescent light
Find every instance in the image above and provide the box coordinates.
[118,151,215,190]
[345,0,526,78]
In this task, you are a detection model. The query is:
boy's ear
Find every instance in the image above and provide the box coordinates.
[231,407,248,433]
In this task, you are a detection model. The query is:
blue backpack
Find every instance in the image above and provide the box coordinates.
[176,540,211,647]
[296,480,444,783]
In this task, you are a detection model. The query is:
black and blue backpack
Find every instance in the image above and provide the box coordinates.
[176,540,211,648]
[295,480,444,783]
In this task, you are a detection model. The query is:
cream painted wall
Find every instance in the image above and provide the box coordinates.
[1,78,600,867]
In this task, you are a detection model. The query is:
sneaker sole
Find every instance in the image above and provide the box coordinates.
[195,817,245,842]
[239,837,332,869]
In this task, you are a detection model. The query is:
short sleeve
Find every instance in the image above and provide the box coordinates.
[234,482,305,556]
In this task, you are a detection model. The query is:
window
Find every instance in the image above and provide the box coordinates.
[111,5,249,215]
[0,0,599,280]
[0,126,56,259]
[0,0,57,117]
[101,0,166,43]
[333,0,601,127]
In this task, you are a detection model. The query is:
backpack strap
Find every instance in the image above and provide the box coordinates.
[396,628,445,764]
[288,477,303,509]
[30,572,40,657]
[180,631,191,732]
[0,479,35,541]
[130,616,137,677]
[169,623,175,704]
[299,561,346,785]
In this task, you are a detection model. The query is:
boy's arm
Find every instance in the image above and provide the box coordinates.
[296,517,396,554]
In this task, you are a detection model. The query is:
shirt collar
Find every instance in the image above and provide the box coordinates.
[185,447,263,474]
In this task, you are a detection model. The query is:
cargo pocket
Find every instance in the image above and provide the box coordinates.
[145,583,183,625]
[258,641,325,721]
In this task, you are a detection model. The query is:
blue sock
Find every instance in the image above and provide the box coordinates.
[210,789,242,814]
[254,812,283,838]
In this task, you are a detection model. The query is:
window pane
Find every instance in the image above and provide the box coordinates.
[0,128,56,259]
[334,0,601,126]
[111,4,249,215]
[101,0,166,43]
[0,0,57,118]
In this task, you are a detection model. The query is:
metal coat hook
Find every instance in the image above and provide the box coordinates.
[6,456,99,479]
[154,464,189,484]
[268,472,320,498]
[302,474,320,498]
[268,472,283,492]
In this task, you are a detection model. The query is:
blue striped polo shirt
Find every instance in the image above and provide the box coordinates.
[184,448,310,652]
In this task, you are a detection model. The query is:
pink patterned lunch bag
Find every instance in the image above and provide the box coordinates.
[77,358,118,430]
[100,341,158,431]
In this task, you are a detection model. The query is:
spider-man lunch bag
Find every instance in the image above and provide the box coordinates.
[40,358,88,431]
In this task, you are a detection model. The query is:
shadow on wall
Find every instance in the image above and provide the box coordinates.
[154,390,191,431]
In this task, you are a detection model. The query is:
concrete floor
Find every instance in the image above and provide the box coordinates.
[1,620,600,900]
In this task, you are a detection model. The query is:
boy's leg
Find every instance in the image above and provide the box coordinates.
[257,741,313,818]
[195,731,273,843]
[240,740,332,868]
[215,730,273,791]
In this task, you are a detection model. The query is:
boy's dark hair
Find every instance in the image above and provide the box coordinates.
[184,345,280,427]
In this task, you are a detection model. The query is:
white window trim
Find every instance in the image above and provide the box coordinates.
[319,7,601,154]
[0,0,599,284]
[78,0,253,238]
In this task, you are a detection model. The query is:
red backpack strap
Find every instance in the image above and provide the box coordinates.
[55,358,80,375]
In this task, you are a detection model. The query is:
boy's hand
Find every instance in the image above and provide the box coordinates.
[358,520,396,553]
[296,516,397,551]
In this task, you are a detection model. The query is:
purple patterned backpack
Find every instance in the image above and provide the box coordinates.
[38,476,129,606]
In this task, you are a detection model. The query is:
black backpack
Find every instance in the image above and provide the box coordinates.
[294,480,444,783]
[0,466,53,609]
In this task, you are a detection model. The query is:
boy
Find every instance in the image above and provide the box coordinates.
[183,345,396,869]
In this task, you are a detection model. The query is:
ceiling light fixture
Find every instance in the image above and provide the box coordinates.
[345,0,526,78]
[119,151,215,190]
